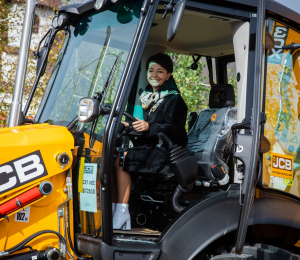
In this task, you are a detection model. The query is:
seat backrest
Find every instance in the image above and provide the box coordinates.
[186,84,237,185]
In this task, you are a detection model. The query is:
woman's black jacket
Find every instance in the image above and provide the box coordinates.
[123,81,188,174]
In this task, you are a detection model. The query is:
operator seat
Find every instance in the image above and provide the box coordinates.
[186,84,237,186]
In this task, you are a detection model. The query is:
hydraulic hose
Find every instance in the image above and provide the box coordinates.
[172,185,185,213]
[0,230,66,257]
[171,185,193,213]
[66,202,81,258]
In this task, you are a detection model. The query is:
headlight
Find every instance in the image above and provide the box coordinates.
[57,13,70,28]
[78,98,100,123]
[94,0,110,11]
[111,0,124,4]
[52,16,58,28]
[94,0,104,10]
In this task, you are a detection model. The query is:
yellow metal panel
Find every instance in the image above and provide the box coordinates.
[0,124,74,197]
[0,124,75,258]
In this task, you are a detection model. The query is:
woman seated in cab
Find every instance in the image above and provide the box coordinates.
[112,53,188,230]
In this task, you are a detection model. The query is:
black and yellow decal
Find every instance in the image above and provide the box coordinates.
[0,150,48,194]
[271,153,293,179]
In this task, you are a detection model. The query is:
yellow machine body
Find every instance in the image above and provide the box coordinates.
[0,124,75,255]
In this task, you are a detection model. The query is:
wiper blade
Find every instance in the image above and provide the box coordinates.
[67,52,123,130]
[89,26,111,97]
[99,51,123,105]
[24,28,70,119]
[67,115,79,130]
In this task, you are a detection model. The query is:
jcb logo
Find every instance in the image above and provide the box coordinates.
[271,153,293,179]
[272,155,292,171]
[0,151,48,194]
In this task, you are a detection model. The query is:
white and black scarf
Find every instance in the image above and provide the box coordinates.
[139,90,179,115]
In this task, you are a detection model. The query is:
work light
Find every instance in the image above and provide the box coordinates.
[78,98,100,122]
[94,0,110,10]
[111,0,122,3]
[58,13,70,28]
[52,16,58,28]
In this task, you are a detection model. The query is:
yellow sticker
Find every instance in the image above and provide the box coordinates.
[271,153,293,179]
[211,114,217,121]
[78,157,85,193]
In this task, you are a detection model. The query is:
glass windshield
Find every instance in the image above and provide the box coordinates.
[35,2,142,126]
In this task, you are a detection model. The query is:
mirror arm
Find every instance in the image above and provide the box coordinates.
[23,28,66,118]
[162,0,175,19]
[282,42,300,52]
[99,107,120,118]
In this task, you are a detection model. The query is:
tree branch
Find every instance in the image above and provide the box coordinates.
[0,0,44,23]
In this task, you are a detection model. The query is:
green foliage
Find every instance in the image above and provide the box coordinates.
[168,53,237,130]
[168,53,210,115]
[228,69,238,104]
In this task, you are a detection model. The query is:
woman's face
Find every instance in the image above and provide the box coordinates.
[147,62,171,90]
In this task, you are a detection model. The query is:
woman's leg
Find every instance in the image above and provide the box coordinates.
[115,153,131,204]
[113,153,131,230]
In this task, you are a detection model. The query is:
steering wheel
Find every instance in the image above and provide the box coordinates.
[121,111,143,137]
[102,103,142,137]
[123,111,137,122]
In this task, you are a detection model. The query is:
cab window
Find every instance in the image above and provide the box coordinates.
[263,19,300,196]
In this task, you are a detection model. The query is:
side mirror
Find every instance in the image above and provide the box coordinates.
[166,0,187,42]
[78,98,100,123]
[265,31,275,50]
[36,47,48,76]
[259,135,270,154]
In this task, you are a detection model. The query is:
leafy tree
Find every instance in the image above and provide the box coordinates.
[0,0,64,127]
[228,68,238,104]
[168,53,210,115]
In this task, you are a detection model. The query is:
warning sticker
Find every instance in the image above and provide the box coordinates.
[291,135,298,144]
[15,206,30,222]
[80,163,97,213]
[211,114,217,121]
[271,153,293,179]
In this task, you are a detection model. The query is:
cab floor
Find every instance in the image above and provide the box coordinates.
[113,228,161,243]
[113,228,161,236]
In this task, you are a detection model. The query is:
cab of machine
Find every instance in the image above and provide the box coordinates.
[26,0,300,259]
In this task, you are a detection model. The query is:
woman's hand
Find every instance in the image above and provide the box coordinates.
[132,119,149,132]
[121,122,129,128]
